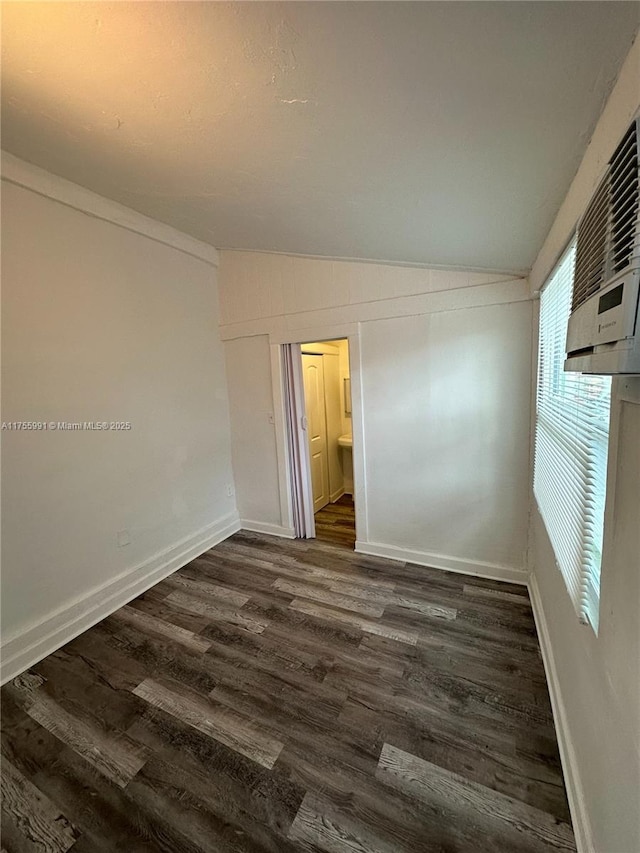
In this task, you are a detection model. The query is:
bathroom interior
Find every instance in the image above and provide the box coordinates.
[300,339,355,548]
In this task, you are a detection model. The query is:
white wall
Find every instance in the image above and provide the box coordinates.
[1,165,238,681]
[362,302,531,571]
[219,250,528,335]
[218,251,532,580]
[527,37,640,853]
[225,335,284,532]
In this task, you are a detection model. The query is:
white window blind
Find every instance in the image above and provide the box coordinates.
[533,242,612,631]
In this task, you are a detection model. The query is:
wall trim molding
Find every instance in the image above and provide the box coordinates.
[219,279,532,342]
[355,540,528,585]
[0,512,240,685]
[226,247,529,279]
[1,151,219,267]
[272,323,360,347]
[240,519,295,539]
[528,573,593,853]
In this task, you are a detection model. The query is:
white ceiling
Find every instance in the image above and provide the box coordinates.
[2,2,638,273]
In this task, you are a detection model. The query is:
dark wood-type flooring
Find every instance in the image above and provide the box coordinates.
[1,530,575,852]
[315,494,356,549]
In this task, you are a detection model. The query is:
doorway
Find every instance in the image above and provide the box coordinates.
[300,339,355,549]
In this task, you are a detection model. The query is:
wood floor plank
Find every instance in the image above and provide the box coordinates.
[31,747,202,853]
[125,754,300,853]
[307,564,397,590]
[242,591,366,649]
[410,601,542,657]
[191,554,328,600]
[324,579,457,621]
[387,596,457,620]
[165,590,267,634]
[1,808,58,853]
[288,791,407,853]
[132,678,284,769]
[337,697,570,821]
[162,573,251,607]
[198,634,348,727]
[293,573,458,622]
[1,698,173,853]
[109,605,212,654]
[376,743,575,851]
[324,670,539,769]
[25,693,147,789]
[209,684,377,780]
[126,710,305,836]
[8,672,46,703]
[208,544,398,593]
[273,578,385,617]
[68,620,220,702]
[1,758,79,852]
[313,495,357,550]
[2,691,74,777]
[127,596,210,635]
[200,619,322,677]
[211,544,304,575]
[289,599,419,645]
[93,619,218,695]
[279,745,490,853]
[32,650,145,734]
[463,584,533,605]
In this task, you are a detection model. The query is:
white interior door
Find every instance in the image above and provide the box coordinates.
[322,353,343,502]
[302,354,330,513]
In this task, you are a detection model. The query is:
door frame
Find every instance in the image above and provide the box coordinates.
[269,325,367,545]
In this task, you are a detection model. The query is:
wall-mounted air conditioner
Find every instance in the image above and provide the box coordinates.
[565,116,640,375]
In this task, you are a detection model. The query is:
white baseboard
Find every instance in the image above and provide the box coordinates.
[355,540,528,585]
[528,574,593,853]
[240,519,295,539]
[0,512,241,685]
[330,487,345,503]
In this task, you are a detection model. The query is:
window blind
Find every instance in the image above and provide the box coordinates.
[533,242,612,631]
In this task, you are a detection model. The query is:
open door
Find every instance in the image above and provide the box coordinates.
[301,353,330,513]
[281,344,315,538]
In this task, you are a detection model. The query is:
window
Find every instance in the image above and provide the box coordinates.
[533,242,612,631]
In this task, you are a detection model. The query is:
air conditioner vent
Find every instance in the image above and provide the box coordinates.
[610,122,638,273]
[572,175,609,310]
[572,117,639,312]
[566,117,640,375]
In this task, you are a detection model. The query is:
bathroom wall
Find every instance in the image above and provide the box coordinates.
[338,339,352,435]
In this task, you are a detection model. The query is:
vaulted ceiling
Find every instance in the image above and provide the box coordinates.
[2,2,638,272]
